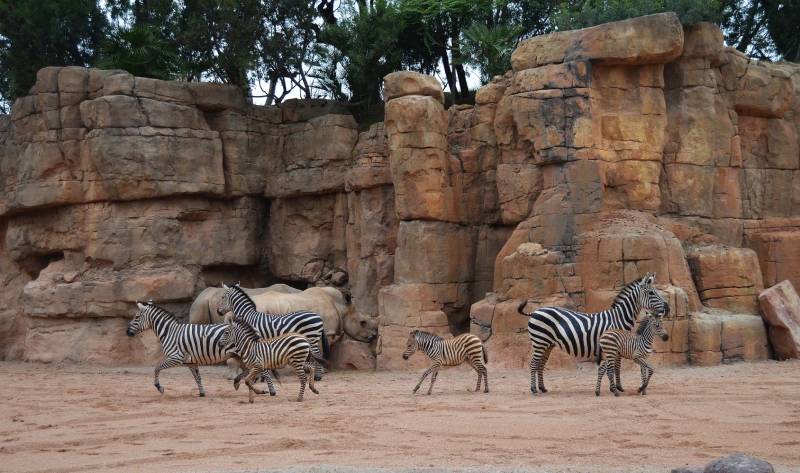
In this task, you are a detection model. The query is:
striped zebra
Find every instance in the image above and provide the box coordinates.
[402,330,489,395]
[220,319,323,402]
[217,283,329,381]
[596,314,669,396]
[517,272,669,396]
[126,301,267,397]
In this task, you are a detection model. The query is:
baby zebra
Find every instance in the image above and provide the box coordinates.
[220,319,323,403]
[402,330,489,395]
[595,314,669,397]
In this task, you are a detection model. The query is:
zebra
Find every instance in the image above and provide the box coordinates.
[220,319,323,403]
[126,301,269,397]
[217,283,330,381]
[517,272,669,396]
[595,313,669,396]
[402,330,489,395]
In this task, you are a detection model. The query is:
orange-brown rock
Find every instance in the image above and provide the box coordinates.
[758,280,800,359]
[686,245,764,314]
[383,71,445,104]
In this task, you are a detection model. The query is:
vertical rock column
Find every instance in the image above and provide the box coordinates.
[377,72,475,369]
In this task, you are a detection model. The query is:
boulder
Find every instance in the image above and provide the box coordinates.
[511,12,684,71]
[688,311,768,365]
[383,71,444,103]
[686,245,764,314]
[704,453,774,473]
[394,221,476,284]
[330,337,376,370]
[758,280,800,359]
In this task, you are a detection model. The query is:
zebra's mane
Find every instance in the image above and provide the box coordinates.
[231,284,257,310]
[233,320,260,341]
[636,316,653,335]
[145,303,180,323]
[414,330,442,343]
[611,276,648,308]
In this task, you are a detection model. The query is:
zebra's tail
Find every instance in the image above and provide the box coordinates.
[517,300,529,316]
[595,348,602,365]
[482,344,489,364]
[311,350,331,368]
[321,328,331,359]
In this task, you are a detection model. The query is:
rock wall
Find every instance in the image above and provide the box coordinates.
[0,13,798,370]
[0,68,387,365]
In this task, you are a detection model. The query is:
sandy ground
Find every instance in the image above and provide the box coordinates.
[0,360,799,473]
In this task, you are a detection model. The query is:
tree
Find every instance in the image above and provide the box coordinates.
[177,0,263,94]
[257,0,321,104]
[0,0,106,101]
[761,0,800,61]
[97,0,183,80]
[554,0,724,30]
[319,0,405,105]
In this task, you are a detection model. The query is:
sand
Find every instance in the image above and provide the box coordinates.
[0,360,799,473]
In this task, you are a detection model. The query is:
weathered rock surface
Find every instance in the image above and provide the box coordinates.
[688,311,768,365]
[704,453,774,473]
[686,245,764,314]
[758,280,800,359]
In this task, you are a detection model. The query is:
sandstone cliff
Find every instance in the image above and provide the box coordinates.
[0,13,797,369]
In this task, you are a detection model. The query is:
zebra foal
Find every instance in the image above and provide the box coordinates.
[596,314,669,396]
[402,330,489,395]
[217,283,329,380]
[220,319,323,402]
[518,272,669,396]
[126,301,257,397]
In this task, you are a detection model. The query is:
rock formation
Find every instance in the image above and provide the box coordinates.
[0,13,798,370]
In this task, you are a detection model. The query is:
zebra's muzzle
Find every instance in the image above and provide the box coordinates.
[402,354,409,360]
[661,334,670,341]
[126,329,135,337]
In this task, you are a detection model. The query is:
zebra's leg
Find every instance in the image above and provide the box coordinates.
[187,365,205,397]
[596,360,608,397]
[606,358,619,397]
[262,370,277,396]
[614,354,624,392]
[478,361,489,393]
[293,362,308,402]
[635,357,655,395]
[244,369,268,403]
[412,365,436,394]
[310,344,325,381]
[529,350,541,395]
[233,368,249,391]
[468,360,482,392]
[153,355,183,394]
[427,366,441,395]
[305,362,319,395]
[538,346,554,393]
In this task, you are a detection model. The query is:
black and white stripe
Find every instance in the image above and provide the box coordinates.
[220,320,322,402]
[517,272,669,395]
[126,301,251,396]
[596,314,669,396]
[217,283,329,380]
[402,330,489,395]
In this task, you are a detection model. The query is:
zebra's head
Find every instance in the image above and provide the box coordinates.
[402,330,421,360]
[637,273,669,318]
[216,282,239,316]
[127,301,155,337]
[638,313,670,342]
[220,319,254,357]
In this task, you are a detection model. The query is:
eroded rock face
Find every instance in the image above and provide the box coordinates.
[3,15,800,370]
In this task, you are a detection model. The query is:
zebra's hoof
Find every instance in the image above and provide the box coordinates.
[248,398,254,404]
[617,386,625,392]
[199,392,205,397]
[314,374,323,382]
[155,384,164,394]
[269,390,276,396]
[310,386,319,395]
[540,387,548,393]
[613,391,620,397]
[595,390,600,397]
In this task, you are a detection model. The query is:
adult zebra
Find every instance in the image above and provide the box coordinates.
[217,283,329,380]
[517,272,669,396]
[126,301,265,396]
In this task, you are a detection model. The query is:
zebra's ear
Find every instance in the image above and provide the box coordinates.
[222,282,228,289]
[136,302,146,310]
[644,272,655,285]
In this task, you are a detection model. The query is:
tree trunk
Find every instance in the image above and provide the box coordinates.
[440,50,459,99]
[265,77,277,106]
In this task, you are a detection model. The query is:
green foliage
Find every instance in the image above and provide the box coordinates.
[177,0,263,91]
[463,23,522,82]
[97,24,181,80]
[0,0,106,101]
[554,0,724,30]
[724,0,800,61]
[763,1,800,62]
[319,0,405,105]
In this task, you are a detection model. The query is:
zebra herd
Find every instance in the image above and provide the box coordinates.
[126,273,671,400]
